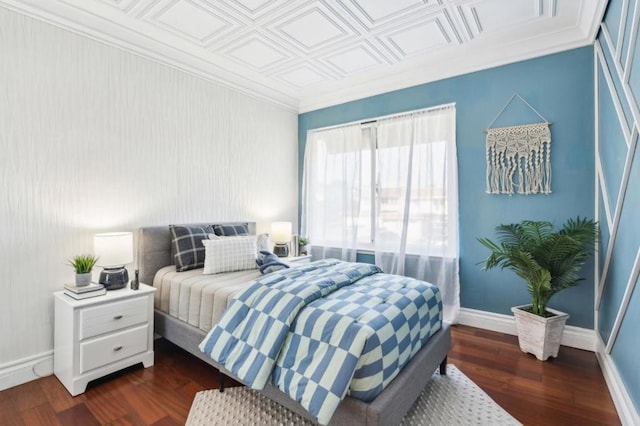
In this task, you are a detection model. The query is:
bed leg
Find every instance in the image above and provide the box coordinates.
[219,370,225,393]
[439,357,447,375]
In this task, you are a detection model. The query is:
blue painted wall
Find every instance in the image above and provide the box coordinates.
[597,0,640,415]
[299,47,595,328]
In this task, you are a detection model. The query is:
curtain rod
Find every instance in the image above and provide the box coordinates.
[308,102,456,134]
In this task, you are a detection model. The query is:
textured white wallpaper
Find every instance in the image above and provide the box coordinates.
[0,7,298,367]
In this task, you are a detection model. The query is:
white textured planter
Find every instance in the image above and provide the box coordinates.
[75,272,92,287]
[511,304,570,361]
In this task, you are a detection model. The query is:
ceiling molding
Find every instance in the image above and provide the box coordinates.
[1,0,608,113]
[0,0,300,110]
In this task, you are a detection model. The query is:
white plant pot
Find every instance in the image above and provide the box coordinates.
[75,272,92,287]
[511,304,569,361]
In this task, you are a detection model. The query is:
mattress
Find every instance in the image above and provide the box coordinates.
[153,265,261,332]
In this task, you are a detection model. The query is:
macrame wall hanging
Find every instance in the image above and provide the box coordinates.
[485,94,552,195]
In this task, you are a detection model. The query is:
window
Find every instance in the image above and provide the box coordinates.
[302,104,457,259]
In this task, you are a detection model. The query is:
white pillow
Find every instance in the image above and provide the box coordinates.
[202,235,257,274]
[208,233,271,252]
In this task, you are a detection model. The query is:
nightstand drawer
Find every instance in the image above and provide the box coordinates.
[79,296,148,339]
[79,324,149,374]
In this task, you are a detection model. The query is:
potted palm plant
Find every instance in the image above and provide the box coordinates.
[68,254,99,287]
[478,217,597,360]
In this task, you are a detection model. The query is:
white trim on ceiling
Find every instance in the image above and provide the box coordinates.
[0,0,300,111]
[0,0,608,113]
[299,26,595,112]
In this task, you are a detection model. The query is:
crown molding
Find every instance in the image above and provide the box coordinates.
[298,1,609,113]
[1,0,607,114]
[0,0,300,111]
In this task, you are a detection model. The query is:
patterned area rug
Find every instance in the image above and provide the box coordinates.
[187,364,521,425]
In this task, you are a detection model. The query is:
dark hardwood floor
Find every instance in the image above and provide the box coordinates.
[449,326,619,426]
[0,325,620,425]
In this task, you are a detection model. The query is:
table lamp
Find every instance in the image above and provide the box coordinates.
[270,222,292,257]
[94,232,133,290]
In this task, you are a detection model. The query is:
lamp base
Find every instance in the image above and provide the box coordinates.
[273,243,289,258]
[99,267,129,290]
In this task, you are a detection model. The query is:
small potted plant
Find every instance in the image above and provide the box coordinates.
[298,236,310,256]
[478,217,597,361]
[68,254,99,287]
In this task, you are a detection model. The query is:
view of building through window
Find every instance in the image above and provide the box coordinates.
[304,104,455,259]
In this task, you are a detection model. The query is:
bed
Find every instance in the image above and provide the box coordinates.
[138,222,451,426]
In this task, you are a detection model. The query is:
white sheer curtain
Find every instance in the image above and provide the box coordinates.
[301,123,367,262]
[374,105,459,323]
[302,104,459,323]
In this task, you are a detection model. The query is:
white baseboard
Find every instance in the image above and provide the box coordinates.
[457,307,597,351]
[596,337,640,426]
[0,351,54,392]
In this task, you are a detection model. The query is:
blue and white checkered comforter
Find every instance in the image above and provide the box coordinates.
[199,259,442,425]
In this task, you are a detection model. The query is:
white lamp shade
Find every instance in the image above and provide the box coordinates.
[94,232,133,268]
[270,222,292,244]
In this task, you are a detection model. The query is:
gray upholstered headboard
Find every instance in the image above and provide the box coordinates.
[137,222,257,285]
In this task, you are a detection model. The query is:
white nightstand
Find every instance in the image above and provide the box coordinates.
[53,283,156,396]
[283,254,312,266]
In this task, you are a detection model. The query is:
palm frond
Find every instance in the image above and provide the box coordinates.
[478,217,598,316]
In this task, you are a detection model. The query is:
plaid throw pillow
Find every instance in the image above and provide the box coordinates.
[202,236,257,274]
[170,225,214,272]
[213,223,249,236]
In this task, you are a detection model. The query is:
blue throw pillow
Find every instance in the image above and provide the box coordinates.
[213,223,249,236]
[170,225,214,272]
[255,250,290,274]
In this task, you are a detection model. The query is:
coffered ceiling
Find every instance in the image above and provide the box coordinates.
[1,0,607,112]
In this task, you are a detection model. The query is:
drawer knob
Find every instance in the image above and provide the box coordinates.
[113,315,123,320]
[113,346,123,352]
